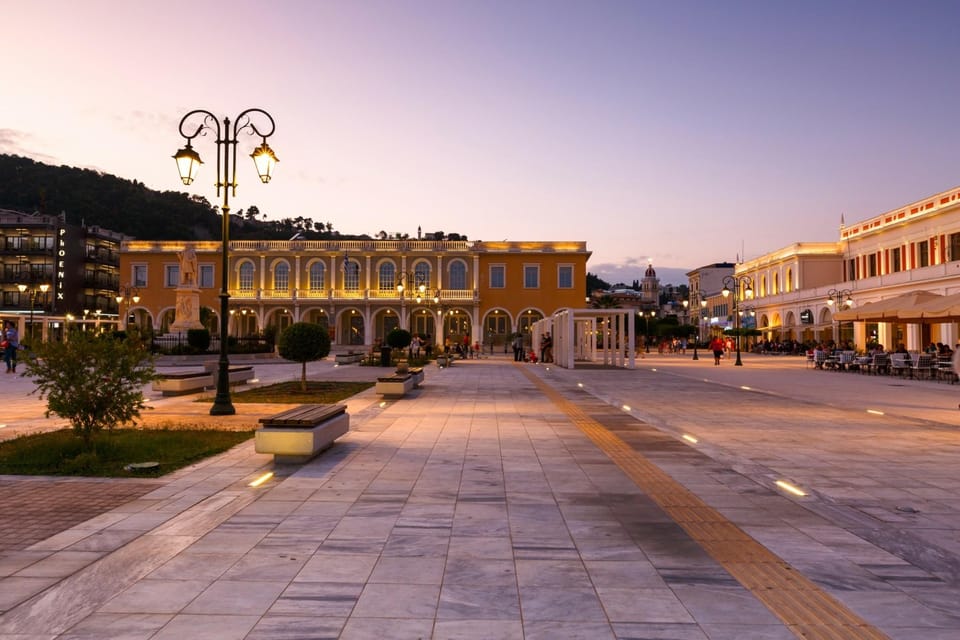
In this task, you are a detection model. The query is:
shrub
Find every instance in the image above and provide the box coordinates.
[23,332,158,447]
[187,328,211,351]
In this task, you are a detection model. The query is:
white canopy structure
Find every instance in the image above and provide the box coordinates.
[532,308,635,370]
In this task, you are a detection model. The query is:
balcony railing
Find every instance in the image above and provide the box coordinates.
[226,288,479,302]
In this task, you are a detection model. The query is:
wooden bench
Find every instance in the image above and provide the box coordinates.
[375,373,415,398]
[254,403,349,463]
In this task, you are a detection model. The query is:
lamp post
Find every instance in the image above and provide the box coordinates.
[826,288,853,345]
[432,289,445,350]
[722,274,754,366]
[114,284,141,331]
[17,283,50,344]
[642,310,655,353]
[691,294,707,361]
[174,108,278,416]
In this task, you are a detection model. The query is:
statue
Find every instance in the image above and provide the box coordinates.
[178,246,198,287]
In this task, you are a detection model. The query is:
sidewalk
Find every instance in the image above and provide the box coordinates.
[0,354,958,638]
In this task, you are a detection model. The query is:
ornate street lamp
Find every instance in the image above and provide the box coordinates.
[174,109,278,415]
[396,270,428,302]
[17,282,50,344]
[722,274,754,366]
[115,284,141,330]
[826,288,854,344]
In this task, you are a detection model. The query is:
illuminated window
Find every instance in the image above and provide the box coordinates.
[274,262,289,291]
[379,262,396,291]
[239,262,254,291]
[450,261,467,290]
[309,262,325,290]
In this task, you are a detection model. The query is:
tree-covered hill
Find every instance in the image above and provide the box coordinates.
[0,154,345,241]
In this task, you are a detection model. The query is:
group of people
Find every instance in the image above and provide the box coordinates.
[2,320,20,373]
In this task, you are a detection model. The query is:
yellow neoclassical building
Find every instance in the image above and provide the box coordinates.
[119,238,590,349]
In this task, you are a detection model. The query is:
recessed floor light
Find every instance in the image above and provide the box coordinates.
[775,480,807,497]
[682,434,698,444]
[249,472,274,488]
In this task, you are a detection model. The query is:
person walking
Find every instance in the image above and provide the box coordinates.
[3,321,20,373]
[709,335,724,366]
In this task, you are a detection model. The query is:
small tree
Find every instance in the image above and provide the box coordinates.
[278,322,331,391]
[385,328,412,363]
[24,332,157,447]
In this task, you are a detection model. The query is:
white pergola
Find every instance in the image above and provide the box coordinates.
[532,308,635,370]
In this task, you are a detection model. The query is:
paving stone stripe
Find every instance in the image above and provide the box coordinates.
[519,363,890,640]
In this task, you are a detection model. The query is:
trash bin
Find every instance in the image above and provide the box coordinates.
[380,346,392,367]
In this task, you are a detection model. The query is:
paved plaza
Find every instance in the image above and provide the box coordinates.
[0,352,959,639]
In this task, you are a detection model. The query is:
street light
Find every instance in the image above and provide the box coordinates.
[826,288,853,345]
[114,284,141,330]
[17,282,50,344]
[641,310,655,353]
[396,271,428,302]
[691,295,707,361]
[174,108,278,416]
[721,274,754,366]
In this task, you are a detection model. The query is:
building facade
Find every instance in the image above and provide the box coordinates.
[722,185,960,350]
[120,238,590,349]
[0,209,125,340]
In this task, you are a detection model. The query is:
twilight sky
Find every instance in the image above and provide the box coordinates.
[3,0,960,286]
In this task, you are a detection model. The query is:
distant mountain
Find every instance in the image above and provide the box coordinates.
[0,154,346,241]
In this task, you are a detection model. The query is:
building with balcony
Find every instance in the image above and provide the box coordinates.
[0,209,125,339]
[120,238,590,349]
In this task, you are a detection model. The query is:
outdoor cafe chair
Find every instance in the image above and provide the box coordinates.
[889,353,912,378]
[911,353,935,380]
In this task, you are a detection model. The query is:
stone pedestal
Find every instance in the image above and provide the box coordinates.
[170,287,203,332]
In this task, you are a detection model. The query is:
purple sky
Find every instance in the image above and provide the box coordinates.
[3,1,960,286]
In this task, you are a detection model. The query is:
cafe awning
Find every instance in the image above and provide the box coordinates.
[832,291,943,322]
[895,291,960,322]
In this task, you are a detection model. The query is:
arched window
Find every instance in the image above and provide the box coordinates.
[414,261,431,289]
[772,272,779,295]
[785,268,793,292]
[378,262,396,291]
[760,275,767,297]
[343,260,359,291]
[239,262,254,291]
[309,262,325,290]
[274,262,289,291]
[449,261,467,290]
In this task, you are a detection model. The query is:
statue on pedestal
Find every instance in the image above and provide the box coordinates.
[170,245,203,332]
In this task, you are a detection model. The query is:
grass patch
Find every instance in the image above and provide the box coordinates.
[0,428,253,477]
[229,380,374,403]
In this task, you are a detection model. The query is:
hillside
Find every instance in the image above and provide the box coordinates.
[0,154,345,241]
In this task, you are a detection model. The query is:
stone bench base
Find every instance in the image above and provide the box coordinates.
[376,373,415,398]
[255,403,349,464]
[153,365,255,396]
[152,372,213,396]
[334,353,364,364]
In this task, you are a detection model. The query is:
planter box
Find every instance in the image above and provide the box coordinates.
[255,404,350,464]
